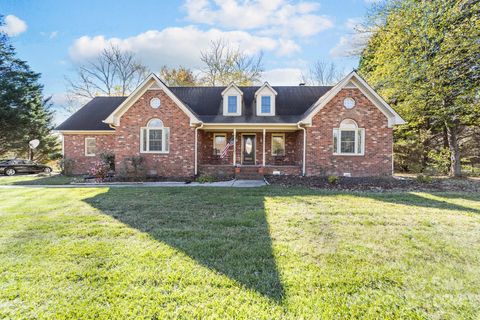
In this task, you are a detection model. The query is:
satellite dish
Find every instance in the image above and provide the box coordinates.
[29,139,40,149]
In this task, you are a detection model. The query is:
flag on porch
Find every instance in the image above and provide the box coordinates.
[220,137,235,159]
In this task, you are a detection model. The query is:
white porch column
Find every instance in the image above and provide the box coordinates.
[233,128,237,166]
[262,129,266,167]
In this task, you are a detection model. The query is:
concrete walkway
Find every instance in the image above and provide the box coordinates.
[0,179,267,188]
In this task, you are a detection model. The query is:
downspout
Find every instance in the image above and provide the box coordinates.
[194,123,204,176]
[297,123,306,176]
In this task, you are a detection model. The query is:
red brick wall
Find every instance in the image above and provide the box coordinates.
[63,134,115,174]
[305,88,393,177]
[199,131,301,166]
[114,90,195,177]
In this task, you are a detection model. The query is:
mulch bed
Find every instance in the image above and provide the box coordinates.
[265,175,480,192]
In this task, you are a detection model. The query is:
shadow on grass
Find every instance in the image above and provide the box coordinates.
[361,192,480,214]
[84,187,285,301]
[0,174,72,186]
[82,187,480,301]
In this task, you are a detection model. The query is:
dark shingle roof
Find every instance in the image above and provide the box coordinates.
[56,97,127,131]
[56,86,332,130]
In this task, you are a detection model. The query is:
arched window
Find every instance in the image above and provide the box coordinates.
[141,118,170,153]
[333,119,365,155]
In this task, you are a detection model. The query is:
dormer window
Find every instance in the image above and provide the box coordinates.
[222,83,242,116]
[255,82,277,116]
[228,96,238,114]
[261,96,271,114]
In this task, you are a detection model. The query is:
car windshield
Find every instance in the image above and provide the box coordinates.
[0,159,12,164]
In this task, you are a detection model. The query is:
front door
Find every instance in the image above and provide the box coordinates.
[242,135,256,165]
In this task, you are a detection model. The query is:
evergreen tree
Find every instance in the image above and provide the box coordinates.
[0,16,60,161]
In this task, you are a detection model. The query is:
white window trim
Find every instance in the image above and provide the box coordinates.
[85,137,96,156]
[224,95,242,116]
[140,127,170,154]
[213,133,227,155]
[333,128,365,156]
[271,133,285,156]
[257,94,275,116]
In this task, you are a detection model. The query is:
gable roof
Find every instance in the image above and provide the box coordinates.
[55,71,405,131]
[300,71,405,127]
[103,73,201,126]
[56,97,126,131]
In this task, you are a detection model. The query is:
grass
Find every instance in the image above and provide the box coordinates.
[0,173,74,185]
[0,187,479,319]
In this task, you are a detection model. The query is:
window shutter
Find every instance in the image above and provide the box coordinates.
[357,129,364,154]
[164,128,170,152]
[333,129,339,153]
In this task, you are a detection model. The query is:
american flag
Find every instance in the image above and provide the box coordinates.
[220,137,235,159]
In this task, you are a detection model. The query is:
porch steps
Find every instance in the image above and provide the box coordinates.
[235,166,264,180]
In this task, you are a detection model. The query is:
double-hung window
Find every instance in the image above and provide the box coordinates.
[141,118,170,153]
[213,133,227,155]
[261,96,271,114]
[85,138,96,156]
[333,119,365,155]
[227,96,237,114]
[271,133,285,156]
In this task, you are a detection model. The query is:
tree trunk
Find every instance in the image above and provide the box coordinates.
[445,122,461,177]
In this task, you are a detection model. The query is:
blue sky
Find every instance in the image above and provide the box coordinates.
[1,0,375,123]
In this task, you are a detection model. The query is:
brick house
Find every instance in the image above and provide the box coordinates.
[56,71,405,178]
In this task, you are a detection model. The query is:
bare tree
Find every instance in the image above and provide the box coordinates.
[304,60,345,86]
[65,45,148,112]
[200,39,263,86]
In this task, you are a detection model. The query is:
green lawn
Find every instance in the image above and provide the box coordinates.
[0,173,74,185]
[0,187,479,319]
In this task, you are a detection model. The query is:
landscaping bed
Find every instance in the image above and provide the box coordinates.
[265,174,480,192]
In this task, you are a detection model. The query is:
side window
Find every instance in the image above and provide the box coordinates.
[333,119,364,155]
[85,138,96,156]
[140,119,170,153]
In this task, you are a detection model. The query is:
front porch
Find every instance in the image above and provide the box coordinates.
[196,127,305,179]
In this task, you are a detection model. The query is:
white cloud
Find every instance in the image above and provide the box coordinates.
[262,68,304,85]
[0,15,27,37]
[330,32,371,57]
[184,0,333,38]
[330,17,371,58]
[69,26,301,70]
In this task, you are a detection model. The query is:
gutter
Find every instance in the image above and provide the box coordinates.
[194,123,204,176]
[297,123,307,176]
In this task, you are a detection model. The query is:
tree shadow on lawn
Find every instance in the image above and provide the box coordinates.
[82,187,479,302]
[360,192,480,214]
[84,187,285,301]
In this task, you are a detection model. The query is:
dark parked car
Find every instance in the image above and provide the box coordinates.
[0,159,52,176]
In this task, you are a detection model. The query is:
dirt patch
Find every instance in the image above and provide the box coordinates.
[265,175,480,192]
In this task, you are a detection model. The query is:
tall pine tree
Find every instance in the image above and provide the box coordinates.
[0,17,60,161]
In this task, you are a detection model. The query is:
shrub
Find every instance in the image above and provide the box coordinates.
[99,152,115,171]
[327,175,339,185]
[59,158,75,176]
[119,156,146,180]
[416,174,433,184]
[196,175,216,183]
[427,147,450,175]
[88,161,110,181]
